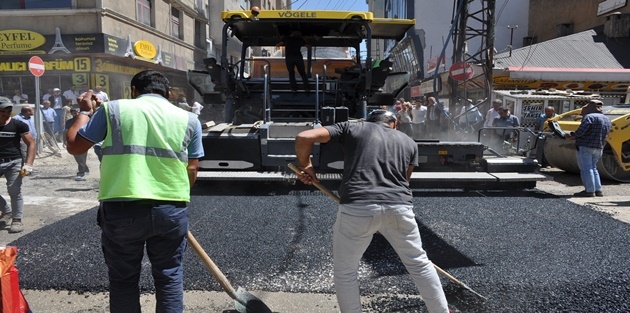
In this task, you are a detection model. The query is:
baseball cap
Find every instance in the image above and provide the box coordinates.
[0,96,13,109]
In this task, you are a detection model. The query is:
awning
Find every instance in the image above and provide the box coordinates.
[507,67,630,82]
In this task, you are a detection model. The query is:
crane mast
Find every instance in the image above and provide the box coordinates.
[450,0,496,109]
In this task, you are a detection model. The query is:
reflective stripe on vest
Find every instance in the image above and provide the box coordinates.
[98,96,196,201]
[101,99,195,162]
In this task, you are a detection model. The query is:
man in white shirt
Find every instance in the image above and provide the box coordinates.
[63,85,79,104]
[191,101,204,116]
[42,88,53,103]
[94,86,109,102]
[49,88,67,136]
[410,100,427,140]
[484,99,502,128]
[12,89,28,104]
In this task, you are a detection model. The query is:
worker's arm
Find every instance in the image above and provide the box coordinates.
[406,165,415,183]
[66,91,102,155]
[186,118,204,188]
[20,132,36,175]
[294,127,331,184]
[187,159,199,187]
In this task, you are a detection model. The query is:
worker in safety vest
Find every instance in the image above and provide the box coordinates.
[65,70,204,312]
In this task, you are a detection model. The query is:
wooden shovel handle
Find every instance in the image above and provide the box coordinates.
[287,163,487,299]
[287,163,340,202]
[187,231,238,299]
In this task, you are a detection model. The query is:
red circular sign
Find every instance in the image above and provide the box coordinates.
[28,56,45,77]
[449,62,474,81]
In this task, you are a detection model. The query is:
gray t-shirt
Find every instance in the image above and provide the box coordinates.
[324,121,418,205]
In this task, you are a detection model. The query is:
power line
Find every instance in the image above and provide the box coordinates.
[324,0,333,10]
[296,0,310,10]
[346,0,359,11]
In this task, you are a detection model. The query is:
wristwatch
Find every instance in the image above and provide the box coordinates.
[80,111,92,117]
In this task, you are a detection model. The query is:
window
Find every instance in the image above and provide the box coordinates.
[195,20,206,49]
[0,0,72,9]
[136,0,152,26]
[171,7,182,39]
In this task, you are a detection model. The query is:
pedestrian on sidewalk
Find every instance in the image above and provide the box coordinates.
[0,97,36,233]
[66,70,204,313]
[567,100,612,197]
[294,109,449,313]
[64,108,89,181]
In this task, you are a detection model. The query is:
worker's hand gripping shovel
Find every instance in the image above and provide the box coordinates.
[288,163,488,300]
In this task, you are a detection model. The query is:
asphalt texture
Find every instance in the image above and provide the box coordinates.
[9,181,630,313]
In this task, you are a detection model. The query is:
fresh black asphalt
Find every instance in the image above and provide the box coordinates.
[11,182,630,312]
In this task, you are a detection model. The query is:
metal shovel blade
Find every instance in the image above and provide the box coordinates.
[233,287,273,313]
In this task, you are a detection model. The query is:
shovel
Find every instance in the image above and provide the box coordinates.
[187,231,273,313]
[287,163,487,300]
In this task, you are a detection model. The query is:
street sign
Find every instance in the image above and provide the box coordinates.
[449,62,474,81]
[28,56,45,77]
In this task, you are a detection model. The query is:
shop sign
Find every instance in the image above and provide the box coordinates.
[410,85,421,98]
[0,30,46,51]
[427,55,444,75]
[133,40,157,59]
[105,35,128,56]
[0,57,91,73]
[161,52,174,68]
[419,77,441,94]
[597,0,627,16]
[493,75,630,92]
[94,58,147,75]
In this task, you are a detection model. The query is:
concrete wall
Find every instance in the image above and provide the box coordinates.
[77,0,98,9]
[528,0,630,42]
[0,13,100,34]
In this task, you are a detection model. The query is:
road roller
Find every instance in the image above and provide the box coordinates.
[544,104,630,182]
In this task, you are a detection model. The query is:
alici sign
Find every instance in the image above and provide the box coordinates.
[0,30,46,51]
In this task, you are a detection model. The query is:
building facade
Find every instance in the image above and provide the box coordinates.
[0,0,210,104]
[528,0,630,43]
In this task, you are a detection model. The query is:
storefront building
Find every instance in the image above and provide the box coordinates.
[0,0,210,104]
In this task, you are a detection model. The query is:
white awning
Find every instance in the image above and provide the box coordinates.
[507,67,630,82]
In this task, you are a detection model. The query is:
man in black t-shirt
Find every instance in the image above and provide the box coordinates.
[0,97,36,233]
[294,110,449,312]
[276,31,311,92]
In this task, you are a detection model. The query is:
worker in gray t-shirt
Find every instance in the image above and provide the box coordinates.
[294,110,449,313]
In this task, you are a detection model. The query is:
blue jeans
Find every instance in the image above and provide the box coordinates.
[54,108,63,133]
[0,159,24,219]
[98,201,188,313]
[93,143,103,162]
[333,203,448,313]
[576,146,603,193]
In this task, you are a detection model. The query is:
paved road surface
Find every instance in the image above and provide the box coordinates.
[1,151,629,312]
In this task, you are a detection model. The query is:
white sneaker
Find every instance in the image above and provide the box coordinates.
[75,175,86,181]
